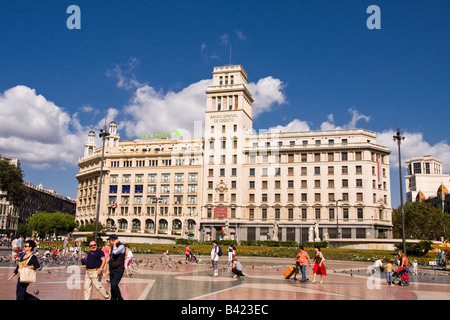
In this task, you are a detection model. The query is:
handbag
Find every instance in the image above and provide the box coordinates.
[19,256,37,283]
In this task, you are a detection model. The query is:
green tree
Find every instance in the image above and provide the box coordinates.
[28,211,76,237]
[0,159,28,205]
[393,202,450,240]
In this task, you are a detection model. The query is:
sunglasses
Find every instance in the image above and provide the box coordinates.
[89,244,97,247]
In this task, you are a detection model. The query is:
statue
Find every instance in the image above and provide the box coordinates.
[308,226,314,242]
[314,220,321,242]
[272,222,279,241]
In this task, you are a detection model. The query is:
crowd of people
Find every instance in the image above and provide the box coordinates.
[3,235,447,300]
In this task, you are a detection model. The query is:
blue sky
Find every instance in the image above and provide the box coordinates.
[0,1,449,207]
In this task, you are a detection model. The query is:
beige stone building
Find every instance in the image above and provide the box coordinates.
[75,65,393,242]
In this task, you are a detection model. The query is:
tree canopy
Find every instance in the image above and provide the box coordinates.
[393,202,450,240]
[27,211,76,237]
[0,159,28,205]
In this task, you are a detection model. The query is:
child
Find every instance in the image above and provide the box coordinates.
[412,260,418,275]
[385,259,394,286]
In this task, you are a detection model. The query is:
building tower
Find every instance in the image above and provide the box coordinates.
[106,121,120,148]
[84,130,96,158]
[202,65,254,240]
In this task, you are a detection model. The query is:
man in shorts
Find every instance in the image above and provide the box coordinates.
[211,241,220,277]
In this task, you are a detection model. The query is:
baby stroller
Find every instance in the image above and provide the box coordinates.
[189,251,197,263]
[393,266,409,286]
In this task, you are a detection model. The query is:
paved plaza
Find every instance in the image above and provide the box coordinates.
[1,250,449,302]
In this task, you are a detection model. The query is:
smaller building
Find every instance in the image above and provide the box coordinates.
[405,155,450,203]
[0,155,76,236]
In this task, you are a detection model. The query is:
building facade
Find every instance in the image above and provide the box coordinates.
[1,155,76,236]
[75,65,393,241]
[405,155,450,203]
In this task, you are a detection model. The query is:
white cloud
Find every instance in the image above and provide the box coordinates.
[121,76,287,138]
[106,57,144,90]
[320,108,371,131]
[234,31,246,41]
[376,130,450,173]
[0,86,88,168]
[268,119,311,133]
[247,77,286,118]
[220,34,230,45]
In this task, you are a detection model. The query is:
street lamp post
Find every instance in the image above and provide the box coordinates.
[393,120,406,255]
[94,127,110,243]
[335,199,342,239]
[153,197,161,235]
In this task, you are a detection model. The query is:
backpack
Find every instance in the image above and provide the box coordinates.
[216,246,223,257]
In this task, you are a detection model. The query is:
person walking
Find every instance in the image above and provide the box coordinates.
[185,244,190,261]
[312,247,327,284]
[8,240,40,300]
[293,246,311,282]
[101,243,111,278]
[211,241,220,277]
[84,241,110,300]
[107,234,126,300]
[124,244,133,277]
[62,236,69,257]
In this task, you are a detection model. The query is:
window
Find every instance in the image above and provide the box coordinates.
[342,152,348,161]
[301,208,307,220]
[357,208,364,220]
[356,179,363,187]
[249,168,255,176]
[342,179,348,188]
[329,208,335,220]
[314,167,320,175]
[109,185,118,193]
[314,153,321,162]
[288,208,294,220]
[275,208,280,220]
[262,208,267,220]
[110,175,118,183]
[315,208,321,219]
[343,208,349,220]
[134,185,143,193]
[301,193,307,202]
[122,185,130,193]
[357,193,363,201]
[356,166,362,174]
[249,181,255,189]
[301,167,307,176]
[288,180,294,188]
